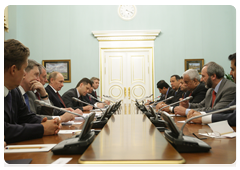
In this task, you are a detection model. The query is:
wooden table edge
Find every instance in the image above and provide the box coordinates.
[78,159,186,164]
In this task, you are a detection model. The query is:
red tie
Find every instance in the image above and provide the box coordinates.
[212,90,216,108]
[35,92,41,100]
[57,92,66,108]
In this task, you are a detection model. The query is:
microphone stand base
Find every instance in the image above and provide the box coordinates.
[149,117,167,127]
[92,118,108,129]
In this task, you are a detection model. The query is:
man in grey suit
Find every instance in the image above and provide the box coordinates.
[178,61,236,117]
[187,53,236,126]
[19,59,77,122]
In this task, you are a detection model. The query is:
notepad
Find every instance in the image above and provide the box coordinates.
[58,130,81,134]
[4,144,56,153]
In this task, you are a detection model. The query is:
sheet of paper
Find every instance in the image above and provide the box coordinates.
[58,130,82,134]
[4,144,56,153]
[198,132,236,138]
[177,121,185,123]
[208,120,234,135]
[47,158,72,167]
[61,121,82,125]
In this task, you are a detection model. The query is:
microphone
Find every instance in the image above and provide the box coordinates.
[72,97,104,113]
[158,96,193,113]
[102,95,117,102]
[178,105,236,140]
[34,100,86,120]
[137,94,153,101]
[153,96,174,105]
[88,94,106,104]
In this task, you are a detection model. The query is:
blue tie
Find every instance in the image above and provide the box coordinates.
[5,91,12,111]
[23,93,30,111]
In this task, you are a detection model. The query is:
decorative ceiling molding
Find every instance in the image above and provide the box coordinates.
[92,30,161,41]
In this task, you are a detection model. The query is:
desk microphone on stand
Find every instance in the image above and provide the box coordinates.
[161,105,236,153]
[35,100,86,119]
[72,97,104,113]
[72,97,109,129]
[157,96,193,115]
[152,96,174,105]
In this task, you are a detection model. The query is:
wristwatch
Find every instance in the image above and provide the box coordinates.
[41,93,48,99]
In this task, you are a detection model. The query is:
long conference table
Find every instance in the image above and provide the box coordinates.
[4,103,236,164]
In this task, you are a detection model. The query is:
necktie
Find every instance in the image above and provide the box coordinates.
[5,91,12,111]
[23,93,30,111]
[35,92,41,100]
[57,92,66,108]
[211,90,216,108]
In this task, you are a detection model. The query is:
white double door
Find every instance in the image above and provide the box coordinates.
[101,49,153,110]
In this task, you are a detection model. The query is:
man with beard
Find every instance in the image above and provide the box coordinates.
[178,61,235,116]
[187,54,236,126]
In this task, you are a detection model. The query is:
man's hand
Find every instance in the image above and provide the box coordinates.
[104,100,110,105]
[60,113,75,122]
[160,104,170,113]
[155,101,165,111]
[73,108,83,115]
[41,119,60,136]
[144,100,152,106]
[30,80,47,97]
[97,103,105,108]
[174,106,187,116]
[179,98,189,108]
[83,105,93,111]
[187,109,202,124]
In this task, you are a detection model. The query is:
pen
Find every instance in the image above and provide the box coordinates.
[5,146,43,149]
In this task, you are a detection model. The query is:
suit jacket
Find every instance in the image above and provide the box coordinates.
[45,85,66,108]
[168,87,184,105]
[189,82,207,103]
[190,78,236,112]
[26,91,53,119]
[172,83,207,113]
[90,90,99,103]
[83,93,96,105]
[155,87,175,105]
[4,88,44,144]
[210,98,236,126]
[62,88,84,110]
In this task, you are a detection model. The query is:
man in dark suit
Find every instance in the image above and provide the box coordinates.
[90,77,99,103]
[174,69,207,115]
[4,39,60,144]
[19,59,76,122]
[164,76,189,113]
[45,71,66,109]
[187,53,236,126]
[62,78,97,111]
[156,75,183,111]
[169,75,184,103]
[156,80,175,103]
